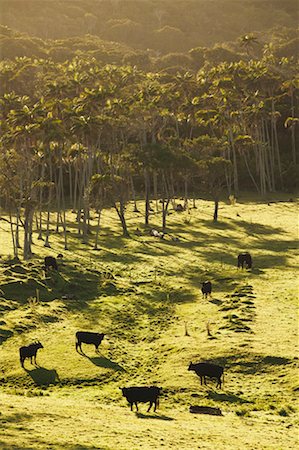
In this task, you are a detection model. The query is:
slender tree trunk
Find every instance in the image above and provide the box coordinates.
[114,202,129,237]
[59,150,68,250]
[184,178,188,209]
[9,211,18,258]
[229,127,239,193]
[153,171,159,212]
[130,175,139,212]
[23,204,34,260]
[161,173,171,231]
[15,207,21,248]
[144,170,150,226]
[243,151,260,193]
[290,88,296,164]
[213,198,219,222]
[69,162,73,206]
[44,148,53,248]
[94,210,101,249]
[265,120,276,191]
[73,166,78,212]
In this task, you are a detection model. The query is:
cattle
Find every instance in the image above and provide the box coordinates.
[121,386,161,412]
[150,229,164,239]
[75,331,105,354]
[237,252,252,269]
[201,281,212,298]
[44,256,58,272]
[20,342,43,367]
[175,204,185,212]
[188,362,224,389]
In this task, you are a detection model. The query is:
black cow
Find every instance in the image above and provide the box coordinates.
[20,342,43,367]
[175,204,185,212]
[201,281,212,298]
[237,252,252,269]
[44,256,58,272]
[188,362,224,389]
[121,386,161,412]
[75,331,105,354]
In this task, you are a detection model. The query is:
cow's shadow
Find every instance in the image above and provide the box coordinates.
[87,355,125,372]
[207,390,250,404]
[25,366,60,386]
[135,412,174,421]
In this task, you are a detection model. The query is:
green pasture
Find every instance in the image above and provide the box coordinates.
[0,197,298,449]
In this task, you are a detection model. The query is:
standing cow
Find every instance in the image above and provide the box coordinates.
[201,281,212,298]
[121,386,161,412]
[237,252,252,269]
[44,256,58,272]
[188,362,224,389]
[75,331,105,354]
[19,342,44,367]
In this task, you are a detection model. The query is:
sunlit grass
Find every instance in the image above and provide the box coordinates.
[0,197,298,449]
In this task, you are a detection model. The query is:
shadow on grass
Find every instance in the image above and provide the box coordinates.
[0,412,32,423]
[208,391,251,404]
[87,356,126,372]
[211,353,293,375]
[135,412,174,421]
[231,219,285,236]
[208,298,223,306]
[25,366,60,386]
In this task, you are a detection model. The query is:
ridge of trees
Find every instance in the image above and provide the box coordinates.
[0,23,298,71]
[0,0,298,51]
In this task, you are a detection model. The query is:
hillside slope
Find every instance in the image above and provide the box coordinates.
[0,198,298,449]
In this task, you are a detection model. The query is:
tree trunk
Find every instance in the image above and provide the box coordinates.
[144,170,150,226]
[114,202,130,237]
[130,175,139,212]
[229,127,239,193]
[94,210,101,249]
[44,148,53,248]
[9,211,18,259]
[153,171,159,212]
[23,204,34,260]
[184,178,188,209]
[290,87,297,164]
[213,198,219,222]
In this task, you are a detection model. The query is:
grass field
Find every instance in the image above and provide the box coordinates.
[0,196,298,450]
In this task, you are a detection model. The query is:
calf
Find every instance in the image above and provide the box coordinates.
[150,229,164,239]
[237,252,252,269]
[121,386,161,412]
[44,256,58,272]
[201,281,212,298]
[188,362,224,389]
[75,331,105,354]
[20,342,43,367]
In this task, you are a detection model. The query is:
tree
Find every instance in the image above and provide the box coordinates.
[199,157,232,222]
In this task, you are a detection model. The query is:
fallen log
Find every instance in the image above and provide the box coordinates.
[189,405,223,416]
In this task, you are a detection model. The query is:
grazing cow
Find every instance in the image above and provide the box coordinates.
[75,331,105,354]
[188,362,224,389]
[237,252,252,269]
[121,386,161,412]
[44,256,58,272]
[19,342,43,367]
[150,229,164,239]
[175,204,185,212]
[201,281,212,298]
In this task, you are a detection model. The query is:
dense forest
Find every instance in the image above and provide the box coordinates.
[0,0,298,259]
[1,0,298,51]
